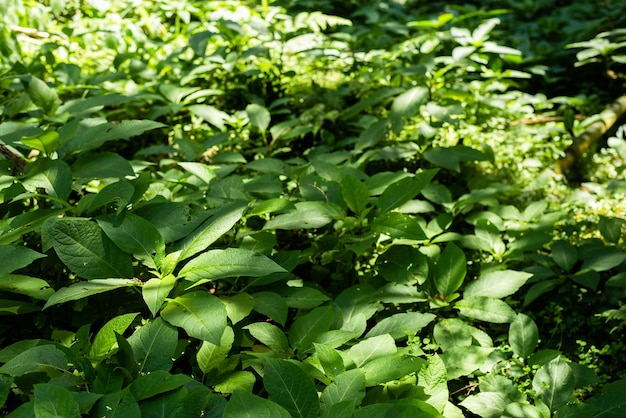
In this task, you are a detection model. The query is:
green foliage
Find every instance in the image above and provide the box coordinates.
[0,0,625,416]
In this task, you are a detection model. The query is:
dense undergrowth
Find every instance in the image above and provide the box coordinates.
[1,0,626,416]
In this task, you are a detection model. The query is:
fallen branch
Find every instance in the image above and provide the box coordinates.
[555,94,626,174]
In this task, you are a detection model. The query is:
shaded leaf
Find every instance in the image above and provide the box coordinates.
[264,358,319,418]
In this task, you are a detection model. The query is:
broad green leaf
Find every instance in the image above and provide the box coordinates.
[342,175,369,216]
[197,327,234,374]
[314,343,345,379]
[247,103,271,134]
[42,217,133,279]
[245,322,289,354]
[503,402,551,418]
[215,371,256,394]
[142,274,177,317]
[353,400,441,418]
[136,388,186,417]
[134,202,212,243]
[378,170,438,213]
[20,130,59,155]
[433,318,472,351]
[532,357,574,411]
[61,119,166,155]
[418,354,448,412]
[440,346,493,379]
[282,287,331,309]
[433,243,466,296]
[26,76,60,114]
[189,104,231,130]
[252,291,288,325]
[22,158,72,200]
[479,375,524,402]
[424,147,461,172]
[79,180,135,215]
[89,313,139,361]
[33,384,80,418]
[342,87,404,120]
[509,313,539,358]
[365,312,435,340]
[71,152,134,179]
[460,392,509,418]
[473,219,506,255]
[0,299,40,315]
[250,198,296,216]
[335,285,378,334]
[320,369,366,411]
[43,279,138,309]
[175,201,247,262]
[0,345,67,376]
[599,216,624,244]
[524,279,561,306]
[551,240,578,272]
[221,293,255,325]
[321,401,355,418]
[580,247,626,272]
[361,355,425,386]
[0,375,12,408]
[507,231,552,254]
[348,334,396,368]
[355,119,388,151]
[179,248,286,283]
[97,212,165,267]
[178,162,217,184]
[264,358,320,418]
[289,305,335,353]
[0,274,52,300]
[263,201,341,230]
[92,388,141,418]
[456,296,517,323]
[377,245,429,285]
[128,317,178,373]
[390,86,428,133]
[224,391,290,418]
[464,270,532,299]
[114,332,138,378]
[371,212,428,241]
[161,291,227,345]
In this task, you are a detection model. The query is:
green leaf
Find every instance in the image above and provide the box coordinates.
[196,327,234,374]
[365,312,435,340]
[89,313,139,361]
[264,358,320,418]
[599,216,624,244]
[245,322,290,354]
[252,291,288,326]
[355,119,388,151]
[175,201,247,262]
[342,175,370,216]
[456,296,517,323]
[27,76,60,114]
[423,147,461,172]
[503,402,552,418]
[43,279,138,309]
[20,130,60,155]
[33,384,80,418]
[128,317,178,374]
[321,401,355,418]
[161,291,227,345]
[390,86,428,133]
[378,170,438,213]
[42,217,133,279]
[418,354,448,412]
[361,355,425,386]
[264,201,341,230]
[377,246,429,285]
[247,103,271,134]
[142,274,177,317]
[179,248,286,283]
[440,346,493,379]
[320,369,366,411]
[221,293,255,325]
[62,119,166,155]
[79,180,135,215]
[348,334,396,368]
[354,400,441,418]
[371,212,428,241]
[250,198,296,216]
[532,357,574,411]
[314,344,345,380]
[464,270,532,298]
[215,371,256,394]
[551,240,578,272]
[509,313,539,358]
[224,391,291,418]
[0,345,67,376]
[580,247,626,272]
[188,104,231,130]
[289,305,335,353]
[71,152,135,179]
[92,388,141,418]
[460,392,509,418]
[282,287,331,309]
[342,87,404,120]
[134,202,211,244]
[0,245,46,275]
[22,158,72,200]
[433,243,466,296]
[0,274,53,300]
[433,318,472,351]
[97,212,165,267]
